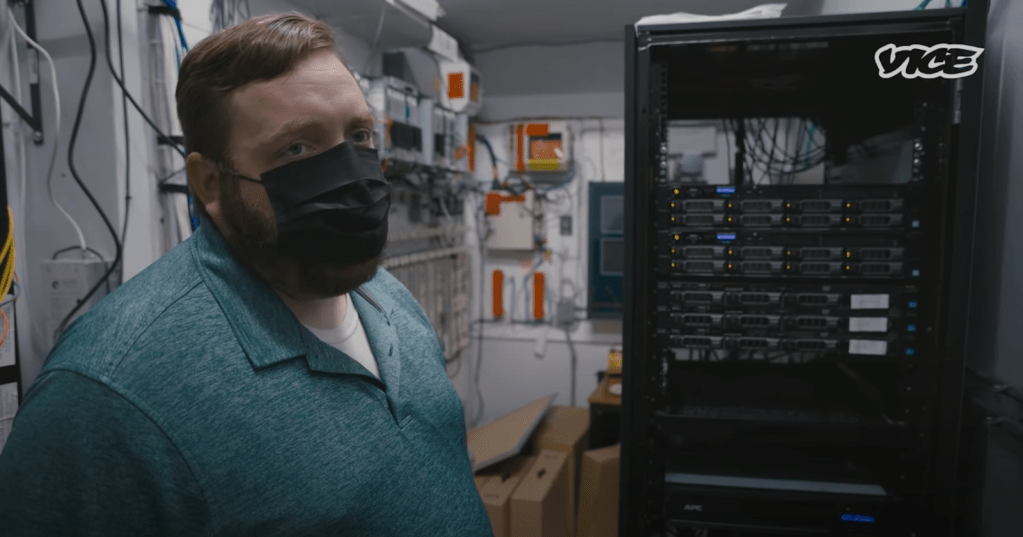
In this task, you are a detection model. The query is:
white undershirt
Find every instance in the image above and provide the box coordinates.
[302,293,380,379]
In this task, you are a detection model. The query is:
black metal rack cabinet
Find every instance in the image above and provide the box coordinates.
[622,8,985,537]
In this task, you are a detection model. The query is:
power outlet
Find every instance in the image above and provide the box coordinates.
[560,215,572,236]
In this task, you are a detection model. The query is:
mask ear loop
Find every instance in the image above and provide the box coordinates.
[217,161,263,185]
[215,163,275,251]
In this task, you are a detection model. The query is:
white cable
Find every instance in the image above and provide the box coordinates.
[8,10,84,253]
[9,28,26,215]
[0,10,11,74]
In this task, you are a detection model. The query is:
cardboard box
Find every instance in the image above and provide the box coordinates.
[510,450,571,537]
[475,475,491,495]
[468,395,555,472]
[527,406,590,534]
[576,444,621,537]
[479,456,536,537]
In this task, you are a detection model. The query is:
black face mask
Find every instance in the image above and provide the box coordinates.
[224,142,390,265]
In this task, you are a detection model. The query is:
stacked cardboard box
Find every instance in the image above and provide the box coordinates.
[476,456,538,537]
[472,402,623,537]
[510,450,571,537]
[576,444,621,537]
[526,406,590,535]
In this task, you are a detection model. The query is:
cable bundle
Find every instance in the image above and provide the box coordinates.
[0,207,15,346]
[210,0,252,32]
[727,118,827,185]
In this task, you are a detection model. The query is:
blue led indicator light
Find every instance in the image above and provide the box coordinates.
[841,514,876,524]
[717,233,737,241]
[907,325,917,332]
[906,348,916,356]
[716,187,736,194]
[908,301,918,308]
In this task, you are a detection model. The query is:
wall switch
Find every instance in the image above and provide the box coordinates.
[560,215,572,236]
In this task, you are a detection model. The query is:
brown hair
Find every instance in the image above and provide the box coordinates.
[175,12,346,218]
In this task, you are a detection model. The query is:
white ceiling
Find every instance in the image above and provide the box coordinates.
[292,0,825,55]
[435,0,821,53]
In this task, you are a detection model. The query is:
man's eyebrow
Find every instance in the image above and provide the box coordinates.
[262,117,323,147]
[350,114,376,129]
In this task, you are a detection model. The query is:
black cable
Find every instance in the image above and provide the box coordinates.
[474,133,499,182]
[52,246,105,260]
[474,190,488,426]
[564,325,577,406]
[56,0,122,341]
[723,120,734,185]
[99,0,186,159]
[117,0,130,281]
[744,118,826,180]
[52,246,111,295]
[157,166,186,185]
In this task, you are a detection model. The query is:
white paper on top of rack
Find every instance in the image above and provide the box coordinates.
[636,4,788,28]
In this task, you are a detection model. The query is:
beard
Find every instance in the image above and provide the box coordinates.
[215,181,385,300]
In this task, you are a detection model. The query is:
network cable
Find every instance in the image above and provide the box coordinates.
[56,0,124,341]
[161,0,189,52]
[6,10,83,254]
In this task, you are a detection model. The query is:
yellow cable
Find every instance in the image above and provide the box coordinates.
[0,207,12,346]
[0,207,14,298]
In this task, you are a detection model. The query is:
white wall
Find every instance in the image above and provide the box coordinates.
[2,0,154,392]
[453,118,627,426]
[5,0,382,393]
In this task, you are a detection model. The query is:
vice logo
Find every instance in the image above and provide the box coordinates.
[875,43,984,79]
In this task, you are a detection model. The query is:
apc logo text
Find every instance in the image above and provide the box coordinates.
[875,43,984,79]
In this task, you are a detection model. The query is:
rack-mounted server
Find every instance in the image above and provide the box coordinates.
[623,7,985,537]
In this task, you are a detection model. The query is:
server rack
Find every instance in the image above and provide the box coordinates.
[622,8,985,537]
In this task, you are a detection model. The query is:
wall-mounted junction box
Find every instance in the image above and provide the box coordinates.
[485,189,537,250]
[363,76,423,164]
[511,121,572,173]
[42,258,111,342]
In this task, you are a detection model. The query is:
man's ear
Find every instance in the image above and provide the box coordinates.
[186,152,220,218]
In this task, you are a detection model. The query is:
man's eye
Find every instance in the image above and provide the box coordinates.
[352,130,372,144]
[285,143,308,157]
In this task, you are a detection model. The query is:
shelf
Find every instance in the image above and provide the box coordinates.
[290,0,433,51]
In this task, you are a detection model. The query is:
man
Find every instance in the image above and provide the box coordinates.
[0,12,493,537]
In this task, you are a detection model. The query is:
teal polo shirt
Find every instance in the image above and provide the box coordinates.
[0,218,494,537]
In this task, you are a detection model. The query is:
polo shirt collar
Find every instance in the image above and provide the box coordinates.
[188,217,392,371]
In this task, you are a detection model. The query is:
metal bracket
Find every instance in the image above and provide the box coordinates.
[0,0,44,144]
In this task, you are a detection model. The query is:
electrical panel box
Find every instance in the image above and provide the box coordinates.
[430,105,449,169]
[439,60,482,117]
[363,76,422,164]
[417,97,435,166]
[429,105,466,171]
[512,122,572,173]
[484,189,536,250]
[42,258,111,342]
